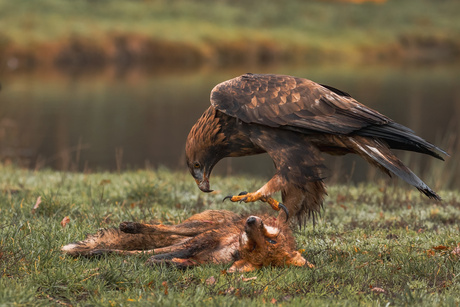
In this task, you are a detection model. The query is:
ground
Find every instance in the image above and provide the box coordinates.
[0,164,459,306]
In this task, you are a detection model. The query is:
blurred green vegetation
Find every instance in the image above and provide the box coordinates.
[0,164,459,305]
[3,0,459,43]
[1,0,459,66]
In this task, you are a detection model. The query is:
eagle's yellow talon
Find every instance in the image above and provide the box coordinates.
[223,195,233,202]
[222,192,288,219]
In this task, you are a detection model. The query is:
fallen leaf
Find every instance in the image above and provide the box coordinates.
[433,245,448,250]
[206,276,216,285]
[102,214,112,224]
[356,262,369,269]
[451,246,460,256]
[371,287,385,294]
[32,196,42,213]
[271,298,277,304]
[60,216,70,228]
[162,281,168,295]
[426,249,435,256]
[83,268,100,273]
[219,287,235,295]
[241,276,257,282]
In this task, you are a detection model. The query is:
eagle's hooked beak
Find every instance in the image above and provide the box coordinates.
[195,177,213,193]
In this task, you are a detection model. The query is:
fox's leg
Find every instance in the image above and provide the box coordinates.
[148,257,200,269]
[150,241,195,254]
[76,237,194,257]
[119,220,220,236]
[89,249,156,256]
[227,259,257,273]
[120,210,238,236]
[146,246,198,267]
[89,240,194,256]
[147,229,229,268]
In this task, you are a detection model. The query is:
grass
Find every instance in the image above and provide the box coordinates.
[0,164,459,306]
[1,0,460,68]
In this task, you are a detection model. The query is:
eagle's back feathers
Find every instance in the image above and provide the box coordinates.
[210,73,391,134]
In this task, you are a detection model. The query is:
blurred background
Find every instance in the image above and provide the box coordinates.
[0,0,459,189]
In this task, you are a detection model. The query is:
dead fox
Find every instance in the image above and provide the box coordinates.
[61,210,310,272]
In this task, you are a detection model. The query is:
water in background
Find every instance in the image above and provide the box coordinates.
[1,64,459,187]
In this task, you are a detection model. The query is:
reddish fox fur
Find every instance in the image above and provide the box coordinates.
[61,210,309,272]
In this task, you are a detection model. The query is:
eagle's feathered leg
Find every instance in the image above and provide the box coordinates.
[223,127,326,222]
[281,180,326,227]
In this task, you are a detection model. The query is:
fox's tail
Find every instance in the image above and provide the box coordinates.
[61,228,156,257]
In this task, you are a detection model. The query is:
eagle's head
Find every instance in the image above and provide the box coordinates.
[186,107,227,193]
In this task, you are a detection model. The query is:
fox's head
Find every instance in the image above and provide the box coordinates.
[228,215,308,273]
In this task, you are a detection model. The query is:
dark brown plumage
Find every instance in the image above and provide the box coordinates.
[186,73,447,226]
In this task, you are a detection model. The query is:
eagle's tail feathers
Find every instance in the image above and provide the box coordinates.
[350,137,441,201]
[357,122,448,160]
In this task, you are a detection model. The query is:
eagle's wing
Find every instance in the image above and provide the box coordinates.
[210,73,446,159]
[210,73,390,135]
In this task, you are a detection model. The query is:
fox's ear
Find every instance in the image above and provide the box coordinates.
[227,259,257,273]
[286,251,307,267]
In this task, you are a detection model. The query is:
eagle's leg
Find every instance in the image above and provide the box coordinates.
[223,192,278,209]
[223,175,288,219]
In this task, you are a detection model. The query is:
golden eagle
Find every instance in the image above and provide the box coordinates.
[186,73,446,225]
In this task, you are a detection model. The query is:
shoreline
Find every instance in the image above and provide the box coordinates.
[2,33,459,73]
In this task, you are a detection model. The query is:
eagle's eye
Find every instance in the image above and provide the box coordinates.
[193,162,201,169]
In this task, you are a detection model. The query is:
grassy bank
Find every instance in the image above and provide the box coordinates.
[1,0,460,70]
[0,164,459,306]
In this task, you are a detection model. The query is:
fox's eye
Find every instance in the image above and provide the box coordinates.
[267,239,277,244]
[193,162,201,169]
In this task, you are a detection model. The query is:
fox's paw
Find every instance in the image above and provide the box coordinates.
[120,222,142,234]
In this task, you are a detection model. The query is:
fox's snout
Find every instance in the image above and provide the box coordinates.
[246,216,257,225]
[243,215,277,249]
[245,216,263,229]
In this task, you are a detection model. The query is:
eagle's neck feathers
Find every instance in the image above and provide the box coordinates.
[186,107,264,166]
